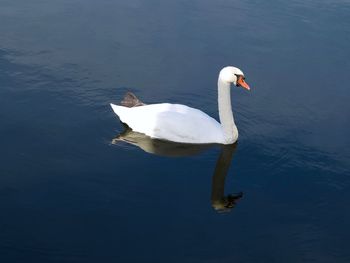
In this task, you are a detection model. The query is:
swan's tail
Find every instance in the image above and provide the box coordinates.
[120,92,145,107]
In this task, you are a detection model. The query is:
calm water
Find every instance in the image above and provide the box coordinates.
[1,0,350,262]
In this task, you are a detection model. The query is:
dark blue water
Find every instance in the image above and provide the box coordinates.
[1,0,350,262]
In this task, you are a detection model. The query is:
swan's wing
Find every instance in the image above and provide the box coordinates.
[110,103,224,144]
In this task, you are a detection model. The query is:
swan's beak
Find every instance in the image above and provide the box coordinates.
[237,78,250,91]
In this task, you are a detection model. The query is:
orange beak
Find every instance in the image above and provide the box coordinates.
[237,77,250,91]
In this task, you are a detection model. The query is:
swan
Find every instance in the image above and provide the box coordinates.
[110,66,250,144]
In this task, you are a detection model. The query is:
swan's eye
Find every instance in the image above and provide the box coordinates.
[236,75,250,90]
[235,75,244,86]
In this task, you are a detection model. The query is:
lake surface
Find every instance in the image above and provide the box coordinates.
[1,0,349,262]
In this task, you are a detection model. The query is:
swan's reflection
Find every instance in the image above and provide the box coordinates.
[112,127,243,213]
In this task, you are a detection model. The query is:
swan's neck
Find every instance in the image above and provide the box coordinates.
[218,78,238,144]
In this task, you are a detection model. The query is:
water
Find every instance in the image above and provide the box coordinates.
[1,0,349,262]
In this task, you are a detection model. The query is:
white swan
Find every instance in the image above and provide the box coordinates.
[110,66,250,144]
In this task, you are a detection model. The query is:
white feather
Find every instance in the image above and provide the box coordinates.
[111,103,224,144]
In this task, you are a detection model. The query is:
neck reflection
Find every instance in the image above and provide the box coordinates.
[112,127,243,213]
[211,144,243,213]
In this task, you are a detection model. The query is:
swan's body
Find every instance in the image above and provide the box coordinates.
[110,66,250,145]
[111,103,226,144]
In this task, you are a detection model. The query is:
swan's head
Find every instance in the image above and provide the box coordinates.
[219,66,250,90]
